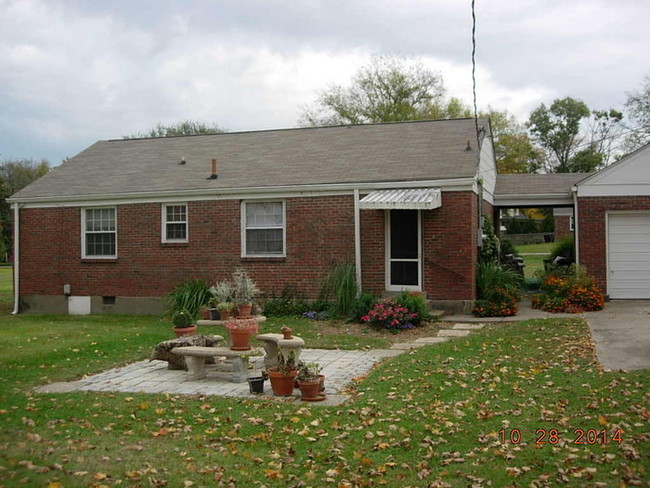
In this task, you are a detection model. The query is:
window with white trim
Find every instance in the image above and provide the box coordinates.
[83,207,117,258]
[242,201,285,256]
[162,204,188,242]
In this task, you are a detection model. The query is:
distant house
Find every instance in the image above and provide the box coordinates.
[9,119,497,314]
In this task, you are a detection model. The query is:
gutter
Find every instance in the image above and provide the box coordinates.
[572,186,579,265]
[12,203,19,315]
[8,178,478,208]
[353,189,362,296]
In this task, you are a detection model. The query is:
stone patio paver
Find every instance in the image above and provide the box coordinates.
[437,329,471,337]
[35,327,489,404]
[414,337,449,344]
[452,323,485,330]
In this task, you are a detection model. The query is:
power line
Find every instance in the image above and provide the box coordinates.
[471,0,481,152]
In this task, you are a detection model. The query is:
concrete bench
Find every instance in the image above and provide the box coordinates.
[151,335,224,370]
[171,346,263,383]
[256,333,305,369]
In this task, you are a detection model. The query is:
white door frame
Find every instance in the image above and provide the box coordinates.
[385,209,422,292]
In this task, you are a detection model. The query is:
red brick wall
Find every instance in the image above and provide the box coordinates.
[422,192,477,301]
[18,192,478,303]
[19,196,356,299]
[578,196,650,293]
[554,215,572,241]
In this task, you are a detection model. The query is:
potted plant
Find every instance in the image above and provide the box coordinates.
[172,310,197,337]
[209,281,234,320]
[268,350,298,396]
[296,362,325,401]
[247,370,268,394]
[232,268,259,318]
[224,317,259,351]
[280,326,292,339]
[216,300,235,320]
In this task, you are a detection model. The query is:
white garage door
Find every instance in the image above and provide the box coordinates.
[608,213,650,299]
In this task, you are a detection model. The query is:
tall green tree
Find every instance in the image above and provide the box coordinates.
[485,108,542,173]
[299,55,459,126]
[527,97,592,173]
[624,75,650,150]
[0,158,50,259]
[123,120,226,139]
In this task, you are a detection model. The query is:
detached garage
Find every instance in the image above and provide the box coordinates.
[576,143,650,299]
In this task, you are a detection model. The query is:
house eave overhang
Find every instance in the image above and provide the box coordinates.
[9,178,477,208]
[493,192,574,207]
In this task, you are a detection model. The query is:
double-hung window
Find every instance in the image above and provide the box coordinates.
[162,204,188,242]
[83,207,117,258]
[242,201,285,257]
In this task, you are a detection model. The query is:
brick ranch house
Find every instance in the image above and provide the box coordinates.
[9,118,499,315]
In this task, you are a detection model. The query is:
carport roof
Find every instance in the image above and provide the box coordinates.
[494,173,590,207]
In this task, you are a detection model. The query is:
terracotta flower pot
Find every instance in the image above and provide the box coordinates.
[268,370,297,396]
[297,380,321,400]
[219,309,232,321]
[173,325,197,338]
[200,308,211,320]
[281,327,292,339]
[230,329,252,351]
[236,303,253,318]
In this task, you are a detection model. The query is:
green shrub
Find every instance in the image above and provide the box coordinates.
[350,293,378,323]
[499,238,518,257]
[165,279,211,319]
[395,291,429,326]
[262,297,329,317]
[549,234,575,261]
[476,262,522,301]
[479,216,499,264]
[473,262,522,317]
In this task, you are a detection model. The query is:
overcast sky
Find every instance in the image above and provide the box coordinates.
[1,0,648,165]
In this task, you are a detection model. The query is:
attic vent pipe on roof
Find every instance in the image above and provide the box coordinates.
[208,158,218,179]
[465,140,472,151]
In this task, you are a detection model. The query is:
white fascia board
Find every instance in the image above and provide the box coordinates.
[493,193,574,207]
[12,178,477,208]
[577,184,650,198]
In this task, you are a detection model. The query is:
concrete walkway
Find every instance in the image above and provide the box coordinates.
[583,301,650,371]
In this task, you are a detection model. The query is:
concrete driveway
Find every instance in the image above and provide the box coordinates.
[584,300,650,371]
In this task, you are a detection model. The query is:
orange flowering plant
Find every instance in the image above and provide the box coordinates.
[532,264,604,313]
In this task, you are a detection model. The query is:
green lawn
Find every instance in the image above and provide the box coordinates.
[516,242,554,279]
[1,296,648,485]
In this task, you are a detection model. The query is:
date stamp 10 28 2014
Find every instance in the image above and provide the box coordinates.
[499,428,623,446]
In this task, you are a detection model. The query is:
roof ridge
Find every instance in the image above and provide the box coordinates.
[108,117,486,143]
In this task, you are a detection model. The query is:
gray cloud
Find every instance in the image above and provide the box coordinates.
[0,0,648,164]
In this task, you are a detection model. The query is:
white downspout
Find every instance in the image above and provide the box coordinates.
[353,189,362,295]
[572,186,579,265]
[12,203,20,315]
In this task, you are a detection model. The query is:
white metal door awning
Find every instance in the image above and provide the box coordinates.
[359,188,442,210]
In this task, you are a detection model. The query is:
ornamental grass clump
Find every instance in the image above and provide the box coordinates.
[361,299,417,330]
[472,262,522,317]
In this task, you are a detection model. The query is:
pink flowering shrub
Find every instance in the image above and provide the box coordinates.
[361,299,417,330]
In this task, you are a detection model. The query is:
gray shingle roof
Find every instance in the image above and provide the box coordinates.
[495,173,590,196]
[11,118,489,202]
